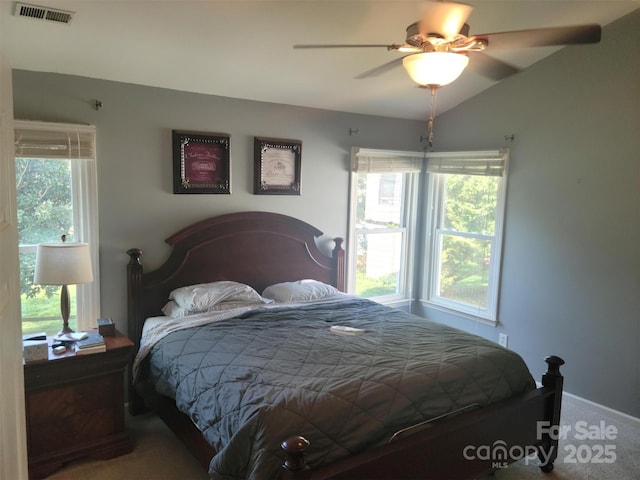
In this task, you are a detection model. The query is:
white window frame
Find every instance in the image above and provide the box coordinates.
[14,120,100,331]
[422,149,508,324]
[348,147,422,304]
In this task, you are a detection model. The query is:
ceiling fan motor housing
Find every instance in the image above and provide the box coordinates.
[406,21,472,50]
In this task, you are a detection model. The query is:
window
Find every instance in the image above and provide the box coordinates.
[422,150,508,323]
[15,121,100,335]
[348,148,421,302]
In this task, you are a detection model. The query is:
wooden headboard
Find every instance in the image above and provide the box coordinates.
[126,211,345,351]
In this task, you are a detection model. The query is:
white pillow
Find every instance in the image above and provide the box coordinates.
[161,299,268,318]
[169,281,269,311]
[262,279,341,303]
[161,301,193,318]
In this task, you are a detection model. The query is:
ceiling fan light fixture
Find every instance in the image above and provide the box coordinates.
[402,52,469,87]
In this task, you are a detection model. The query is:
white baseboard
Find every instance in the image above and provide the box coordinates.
[562,390,640,426]
[535,381,640,426]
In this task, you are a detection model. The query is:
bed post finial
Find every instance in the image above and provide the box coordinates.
[539,355,565,473]
[127,248,142,265]
[543,355,565,380]
[127,248,145,415]
[332,237,345,292]
[281,436,311,480]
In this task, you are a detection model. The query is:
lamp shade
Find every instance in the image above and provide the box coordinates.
[34,242,93,286]
[402,52,469,87]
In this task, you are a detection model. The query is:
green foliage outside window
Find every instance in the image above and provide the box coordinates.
[355,270,397,298]
[16,158,73,299]
[438,174,498,307]
[16,158,75,332]
[354,170,499,305]
[443,175,497,235]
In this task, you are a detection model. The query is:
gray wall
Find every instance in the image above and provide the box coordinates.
[414,10,640,417]
[12,69,424,336]
[13,9,639,417]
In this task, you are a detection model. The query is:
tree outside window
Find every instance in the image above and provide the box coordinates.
[16,158,77,333]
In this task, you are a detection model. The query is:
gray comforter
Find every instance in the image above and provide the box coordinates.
[145,298,535,480]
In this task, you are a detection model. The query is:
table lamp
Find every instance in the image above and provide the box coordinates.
[34,236,93,335]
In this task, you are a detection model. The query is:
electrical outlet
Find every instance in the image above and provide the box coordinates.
[499,333,508,348]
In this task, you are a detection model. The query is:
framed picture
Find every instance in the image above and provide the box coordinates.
[173,130,231,194]
[253,137,301,195]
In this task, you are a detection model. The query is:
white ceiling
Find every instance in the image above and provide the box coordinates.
[2,0,638,120]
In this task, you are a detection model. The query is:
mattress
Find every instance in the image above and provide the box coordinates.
[139,298,536,480]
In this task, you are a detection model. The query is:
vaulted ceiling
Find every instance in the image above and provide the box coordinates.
[2,1,638,120]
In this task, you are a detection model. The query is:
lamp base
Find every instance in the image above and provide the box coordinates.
[59,284,74,336]
[58,324,75,336]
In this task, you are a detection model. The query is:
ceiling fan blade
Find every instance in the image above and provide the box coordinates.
[355,57,405,79]
[473,24,601,50]
[468,52,520,81]
[293,44,392,49]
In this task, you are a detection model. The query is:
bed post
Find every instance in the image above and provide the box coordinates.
[126,248,146,415]
[538,355,565,473]
[281,436,311,480]
[332,237,345,292]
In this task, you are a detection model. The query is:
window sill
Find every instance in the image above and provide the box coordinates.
[369,296,413,311]
[418,299,497,327]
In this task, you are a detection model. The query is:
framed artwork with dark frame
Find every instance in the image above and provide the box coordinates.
[253,137,301,195]
[173,130,231,194]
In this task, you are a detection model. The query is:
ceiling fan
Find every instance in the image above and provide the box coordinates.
[293,1,601,147]
[294,0,601,85]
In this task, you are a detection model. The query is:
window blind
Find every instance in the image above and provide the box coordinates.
[426,150,507,177]
[352,148,424,173]
[14,120,96,160]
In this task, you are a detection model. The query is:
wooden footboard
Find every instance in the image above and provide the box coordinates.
[281,356,565,480]
[130,356,564,480]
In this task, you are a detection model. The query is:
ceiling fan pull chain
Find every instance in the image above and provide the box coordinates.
[426,86,438,149]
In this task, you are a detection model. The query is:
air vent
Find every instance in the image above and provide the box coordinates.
[14,2,75,24]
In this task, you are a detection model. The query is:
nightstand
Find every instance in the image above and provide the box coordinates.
[23,331,134,479]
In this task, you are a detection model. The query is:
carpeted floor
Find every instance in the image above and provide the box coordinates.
[487,395,639,480]
[46,411,208,480]
[46,394,639,480]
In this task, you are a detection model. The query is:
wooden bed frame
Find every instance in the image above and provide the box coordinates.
[127,211,564,480]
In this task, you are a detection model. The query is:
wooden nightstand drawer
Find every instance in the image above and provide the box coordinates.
[24,331,134,479]
[74,378,113,411]
[28,386,74,423]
